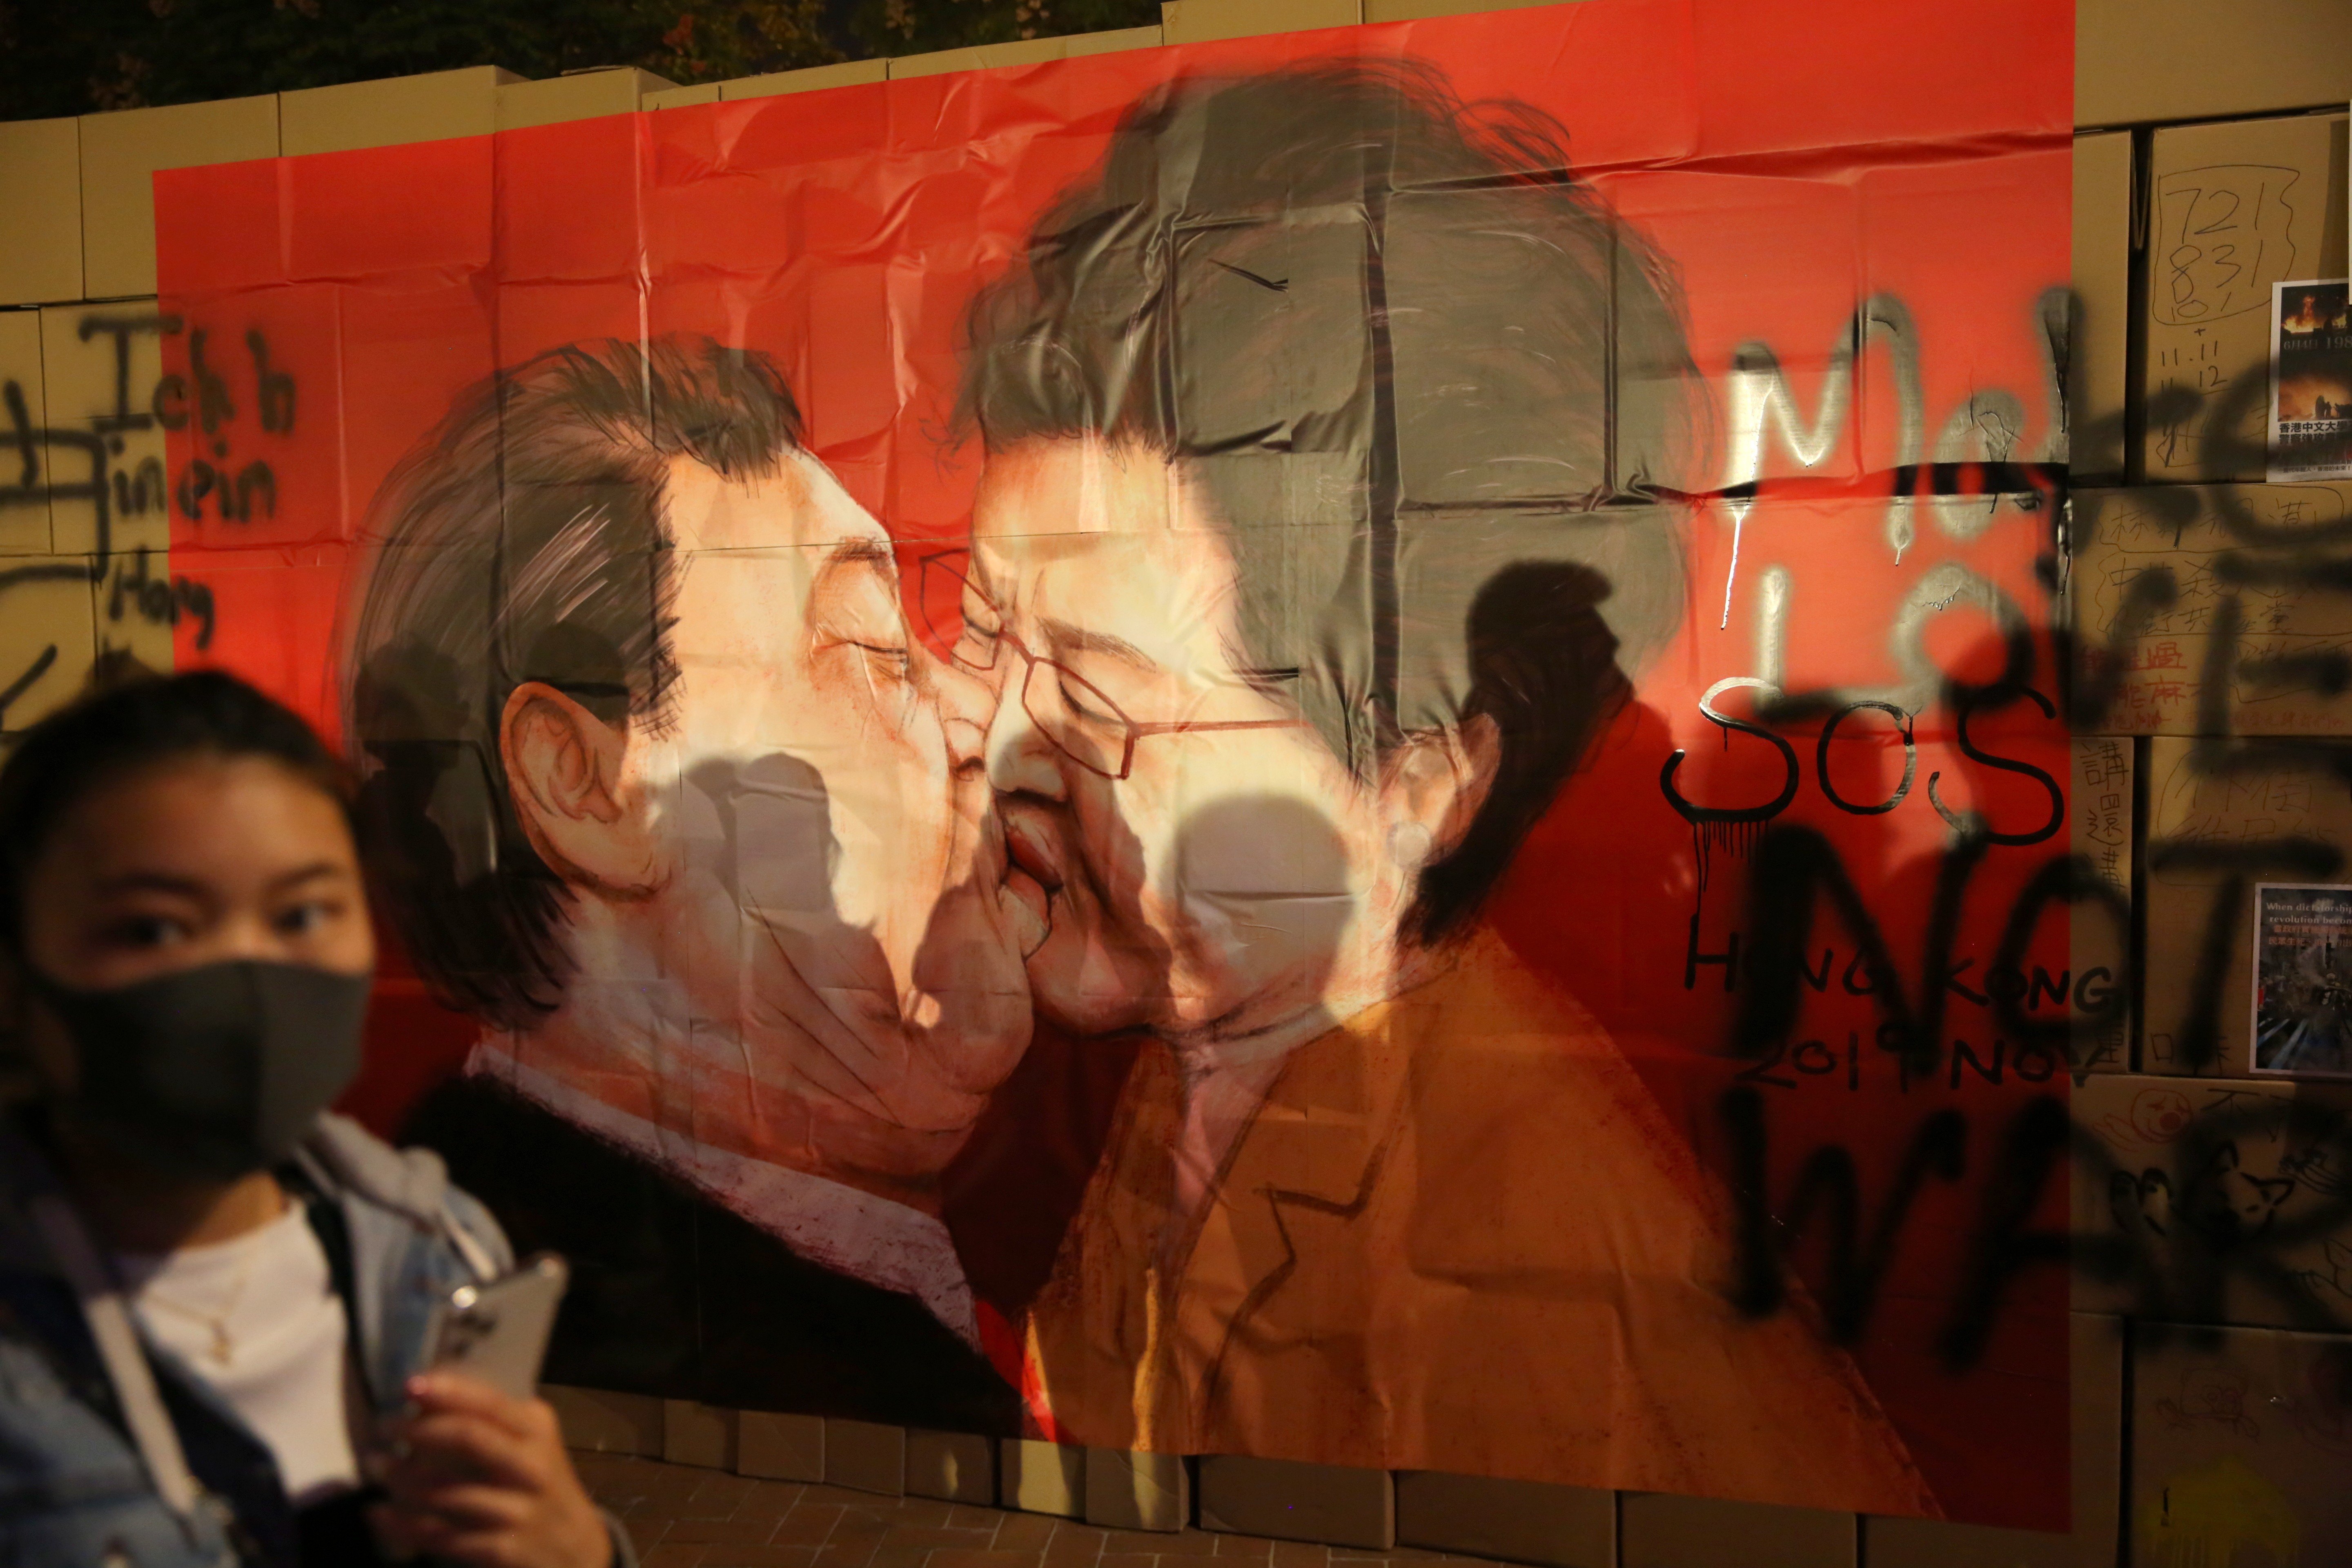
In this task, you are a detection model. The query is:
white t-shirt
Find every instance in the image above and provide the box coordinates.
[114,1201,364,1504]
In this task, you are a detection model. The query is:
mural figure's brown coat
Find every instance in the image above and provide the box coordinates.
[1023,929,1940,1515]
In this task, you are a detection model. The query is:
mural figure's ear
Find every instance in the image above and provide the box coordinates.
[1376,713,1501,871]
[500,681,659,898]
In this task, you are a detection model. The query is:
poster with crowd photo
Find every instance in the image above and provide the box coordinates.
[151,0,2077,1527]
[2270,280,2352,481]
[2253,883,2352,1078]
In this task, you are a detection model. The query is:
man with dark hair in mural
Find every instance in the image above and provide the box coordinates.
[954,61,1939,1510]
[346,338,1032,1432]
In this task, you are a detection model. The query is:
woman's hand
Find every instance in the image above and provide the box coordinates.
[373,1372,616,1568]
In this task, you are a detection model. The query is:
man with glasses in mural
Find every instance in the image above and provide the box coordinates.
[949,61,1939,1511]
[347,338,1033,1433]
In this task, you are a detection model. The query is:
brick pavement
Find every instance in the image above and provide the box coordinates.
[577,1452,1493,1568]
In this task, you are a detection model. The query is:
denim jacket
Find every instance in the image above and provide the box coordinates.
[0,1110,634,1568]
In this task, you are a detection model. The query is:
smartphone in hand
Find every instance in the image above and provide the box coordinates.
[422,1254,569,1403]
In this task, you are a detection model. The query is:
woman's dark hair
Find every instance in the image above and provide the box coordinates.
[0,661,352,955]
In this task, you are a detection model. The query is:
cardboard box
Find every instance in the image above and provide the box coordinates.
[495,69,677,132]
[2078,0,2352,129]
[1084,1447,1187,1532]
[0,311,51,556]
[738,1410,825,1480]
[644,82,722,109]
[2072,1074,2352,1332]
[824,1417,906,1496]
[1864,1314,2125,1568]
[1161,0,1359,45]
[722,60,891,99]
[2130,1322,2352,1566]
[2069,132,2131,484]
[2072,483,2352,737]
[907,1429,994,1504]
[541,1384,665,1454]
[280,66,516,155]
[0,119,83,307]
[2071,737,2134,1074]
[0,555,99,739]
[1619,1493,1855,1568]
[2140,735,2352,1076]
[38,302,174,558]
[1002,1439,1086,1517]
[1198,1456,1394,1549]
[662,1399,737,1470]
[80,97,277,302]
[2139,114,2348,486]
[1395,1470,1614,1568]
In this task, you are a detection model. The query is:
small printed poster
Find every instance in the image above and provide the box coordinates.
[2252,882,2352,1076]
[2268,279,2352,482]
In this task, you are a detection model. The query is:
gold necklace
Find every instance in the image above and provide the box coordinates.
[134,1234,264,1367]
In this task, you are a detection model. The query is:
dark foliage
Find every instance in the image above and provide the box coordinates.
[0,0,1161,120]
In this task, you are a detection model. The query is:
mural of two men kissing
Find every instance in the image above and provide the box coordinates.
[158,0,2074,1529]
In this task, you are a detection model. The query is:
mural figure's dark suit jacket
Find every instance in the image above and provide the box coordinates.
[403,1075,1022,1436]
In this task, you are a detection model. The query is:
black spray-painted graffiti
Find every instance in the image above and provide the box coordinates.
[1646,292,2352,1362]
[1719,818,2352,1365]
[172,326,292,524]
[1659,289,2072,855]
[1717,819,2079,1369]
[0,310,292,731]
[2072,387,2352,1075]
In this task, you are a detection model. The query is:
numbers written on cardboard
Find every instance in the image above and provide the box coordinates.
[2154,165,2301,326]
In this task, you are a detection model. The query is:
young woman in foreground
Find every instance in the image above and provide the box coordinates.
[0,669,624,1566]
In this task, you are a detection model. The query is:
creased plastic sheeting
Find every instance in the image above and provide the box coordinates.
[156,0,2073,1529]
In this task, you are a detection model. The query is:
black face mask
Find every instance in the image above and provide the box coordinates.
[29,960,372,1181]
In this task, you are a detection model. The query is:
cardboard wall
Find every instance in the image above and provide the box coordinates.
[2072,1075,2352,1332]
[78,95,278,300]
[279,65,514,154]
[2078,0,2352,128]
[493,67,676,131]
[2072,737,2134,1074]
[889,25,1163,76]
[2142,737,2352,1076]
[2130,1323,2352,1564]
[0,119,82,307]
[2138,114,2348,486]
[2069,131,2132,484]
[724,60,892,98]
[0,309,49,556]
[2072,482,2352,737]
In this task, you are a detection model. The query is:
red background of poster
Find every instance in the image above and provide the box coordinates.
[157,0,2073,1528]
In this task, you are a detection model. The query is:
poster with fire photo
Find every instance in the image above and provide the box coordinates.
[2270,278,2352,482]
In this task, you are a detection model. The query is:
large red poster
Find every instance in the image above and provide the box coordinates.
[156,0,2076,1527]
